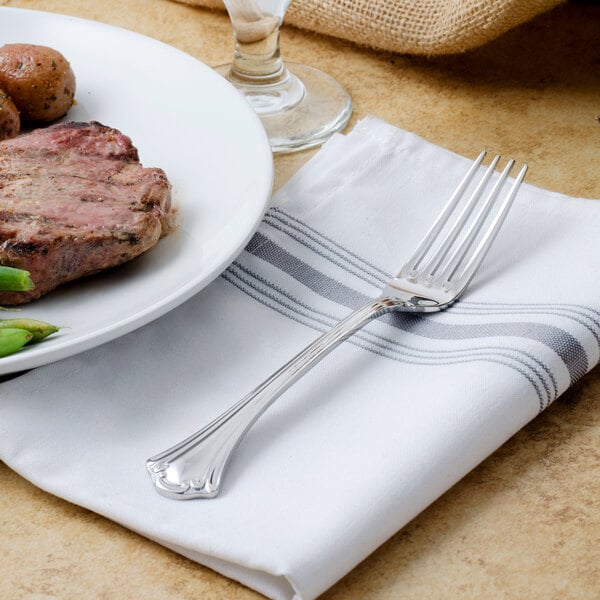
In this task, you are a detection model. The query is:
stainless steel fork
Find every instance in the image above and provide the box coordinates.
[147,151,528,500]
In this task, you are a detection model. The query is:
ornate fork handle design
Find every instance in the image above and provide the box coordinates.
[146,297,403,499]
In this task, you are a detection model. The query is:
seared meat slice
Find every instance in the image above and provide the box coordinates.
[0,121,172,304]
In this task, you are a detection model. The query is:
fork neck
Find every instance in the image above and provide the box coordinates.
[380,279,451,311]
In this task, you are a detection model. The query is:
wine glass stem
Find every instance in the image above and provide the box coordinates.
[218,0,352,152]
[229,30,286,84]
[223,0,288,85]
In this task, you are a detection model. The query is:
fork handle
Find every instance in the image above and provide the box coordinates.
[146,297,399,499]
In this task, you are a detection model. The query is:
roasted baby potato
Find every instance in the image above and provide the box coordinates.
[0,44,75,122]
[0,90,20,139]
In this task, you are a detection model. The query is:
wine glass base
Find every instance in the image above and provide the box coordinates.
[215,62,352,154]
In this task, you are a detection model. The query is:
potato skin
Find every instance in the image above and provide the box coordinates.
[0,90,20,140]
[0,44,76,123]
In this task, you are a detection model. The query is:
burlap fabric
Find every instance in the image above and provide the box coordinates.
[175,0,565,54]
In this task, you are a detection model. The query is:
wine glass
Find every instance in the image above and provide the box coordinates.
[215,0,352,153]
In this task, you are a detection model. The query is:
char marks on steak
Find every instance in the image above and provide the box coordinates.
[0,121,172,304]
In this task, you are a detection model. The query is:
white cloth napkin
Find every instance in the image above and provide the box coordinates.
[1,116,598,600]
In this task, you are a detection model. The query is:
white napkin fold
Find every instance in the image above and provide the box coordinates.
[1,116,598,600]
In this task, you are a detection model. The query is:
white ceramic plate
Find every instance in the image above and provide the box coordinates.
[0,8,273,375]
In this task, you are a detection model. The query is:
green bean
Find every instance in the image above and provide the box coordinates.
[0,318,60,342]
[0,266,34,291]
[0,328,33,357]
[0,269,59,357]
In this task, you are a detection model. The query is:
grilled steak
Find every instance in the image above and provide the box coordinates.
[0,121,172,304]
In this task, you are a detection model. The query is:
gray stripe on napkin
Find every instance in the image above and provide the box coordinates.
[267,208,600,347]
[453,303,600,344]
[265,210,385,286]
[223,267,549,411]
[243,231,588,386]
[232,258,558,402]
[224,263,555,411]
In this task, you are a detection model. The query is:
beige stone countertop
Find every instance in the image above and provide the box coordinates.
[0,0,599,598]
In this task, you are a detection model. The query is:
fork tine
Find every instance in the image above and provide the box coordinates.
[399,150,486,279]
[435,158,515,287]
[417,154,501,281]
[448,163,528,293]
